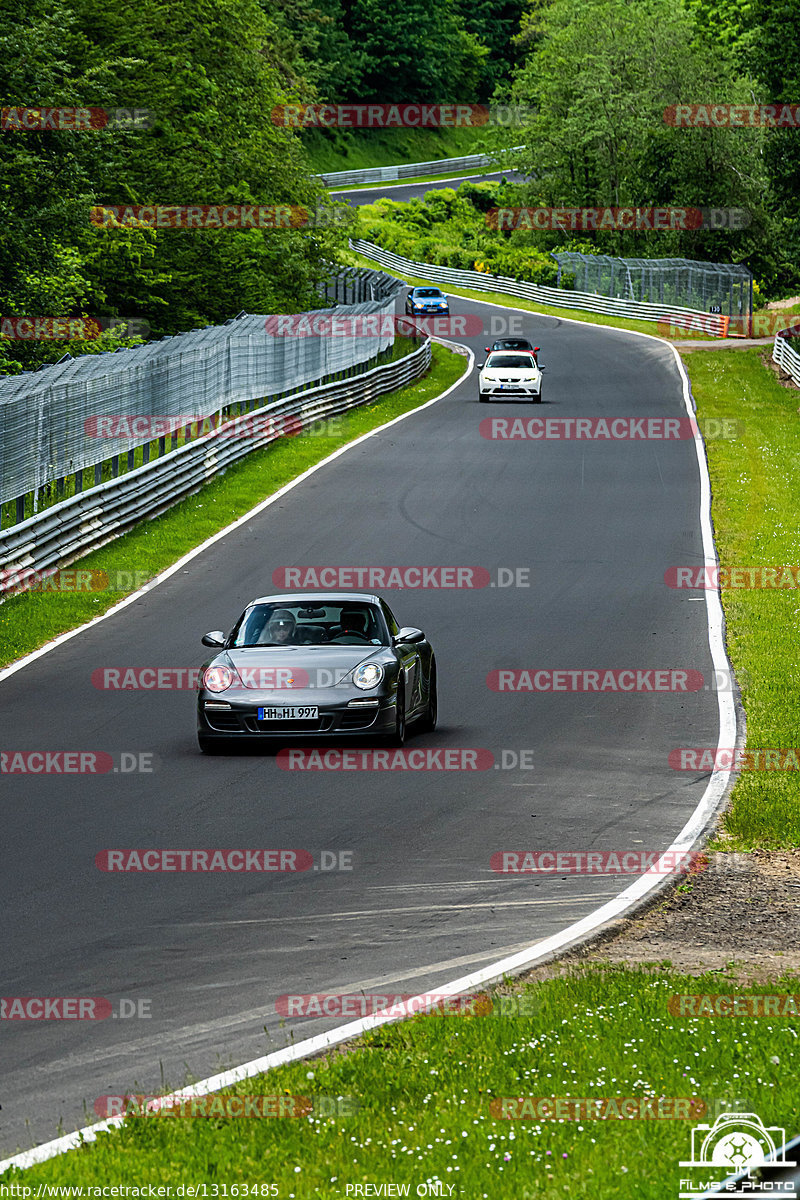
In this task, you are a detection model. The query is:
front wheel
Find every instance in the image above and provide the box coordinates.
[388,684,407,747]
[418,661,437,733]
[479,393,489,403]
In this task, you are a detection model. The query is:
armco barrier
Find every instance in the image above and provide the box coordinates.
[0,340,431,596]
[773,330,800,386]
[317,150,522,189]
[349,239,729,336]
[0,285,404,521]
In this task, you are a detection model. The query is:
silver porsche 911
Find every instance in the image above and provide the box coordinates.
[197,592,437,753]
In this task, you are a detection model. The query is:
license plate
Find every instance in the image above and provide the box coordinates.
[498,384,516,390]
[258,706,319,720]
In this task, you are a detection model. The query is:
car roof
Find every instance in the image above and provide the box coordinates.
[487,350,537,359]
[247,592,384,607]
[412,286,443,292]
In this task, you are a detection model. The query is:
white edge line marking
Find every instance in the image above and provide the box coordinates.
[0,346,471,685]
[0,316,736,1175]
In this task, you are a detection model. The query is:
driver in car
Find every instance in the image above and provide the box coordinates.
[264,610,296,644]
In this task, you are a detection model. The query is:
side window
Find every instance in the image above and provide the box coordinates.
[380,600,399,637]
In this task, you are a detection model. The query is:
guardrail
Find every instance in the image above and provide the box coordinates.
[773,330,800,386]
[0,279,406,527]
[349,239,731,336]
[319,265,402,304]
[318,150,523,189]
[0,339,431,597]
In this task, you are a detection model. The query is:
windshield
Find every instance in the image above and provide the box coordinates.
[485,354,537,370]
[230,602,388,647]
[493,340,532,351]
[415,289,443,298]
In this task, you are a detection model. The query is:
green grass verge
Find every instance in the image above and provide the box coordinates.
[0,341,465,669]
[687,348,800,848]
[302,127,494,175]
[12,965,799,1194]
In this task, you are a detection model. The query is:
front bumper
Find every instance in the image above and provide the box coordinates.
[479,382,541,399]
[407,305,450,315]
[197,691,397,739]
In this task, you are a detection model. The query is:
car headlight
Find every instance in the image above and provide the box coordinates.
[483,375,497,382]
[204,665,234,692]
[524,376,538,382]
[353,662,384,690]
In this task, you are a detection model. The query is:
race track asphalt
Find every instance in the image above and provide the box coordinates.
[0,292,725,1156]
[330,169,525,206]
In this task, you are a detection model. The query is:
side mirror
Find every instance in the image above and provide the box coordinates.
[539,364,546,372]
[395,627,425,645]
[477,361,485,369]
[534,347,540,353]
[202,631,226,648]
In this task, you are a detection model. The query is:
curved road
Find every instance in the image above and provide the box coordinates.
[1,294,723,1156]
[331,168,525,206]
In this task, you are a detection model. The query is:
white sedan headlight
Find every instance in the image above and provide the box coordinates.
[353,663,384,690]
[483,375,497,382]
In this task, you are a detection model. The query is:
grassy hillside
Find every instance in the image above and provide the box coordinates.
[304,125,497,173]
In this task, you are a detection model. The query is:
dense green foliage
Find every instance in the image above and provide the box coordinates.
[1,0,798,378]
[356,183,562,284]
[0,0,337,373]
[350,0,799,299]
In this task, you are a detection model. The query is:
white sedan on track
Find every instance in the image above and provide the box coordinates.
[477,351,544,403]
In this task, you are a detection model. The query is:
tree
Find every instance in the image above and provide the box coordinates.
[507,0,770,264]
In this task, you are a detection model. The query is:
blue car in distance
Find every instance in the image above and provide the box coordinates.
[405,286,450,316]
